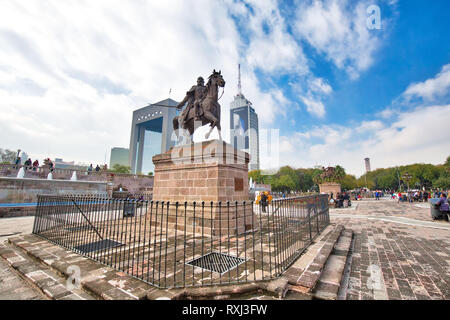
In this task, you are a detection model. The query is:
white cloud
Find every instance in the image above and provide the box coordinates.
[355,120,384,133]
[241,0,308,74]
[294,0,383,78]
[310,78,333,95]
[0,0,297,164]
[300,96,326,118]
[403,63,450,101]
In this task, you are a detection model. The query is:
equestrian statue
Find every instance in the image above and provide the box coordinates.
[173,69,225,144]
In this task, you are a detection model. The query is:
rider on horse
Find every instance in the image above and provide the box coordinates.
[176,76,206,125]
[173,70,225,143]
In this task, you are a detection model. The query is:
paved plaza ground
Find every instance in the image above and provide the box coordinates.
[331,199,450,300]
[0,198,449,300]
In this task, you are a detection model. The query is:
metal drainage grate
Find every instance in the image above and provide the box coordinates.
[75,239,123,254]
[186,252,246,274]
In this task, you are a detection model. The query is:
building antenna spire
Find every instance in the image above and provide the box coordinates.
[238,63,242,95]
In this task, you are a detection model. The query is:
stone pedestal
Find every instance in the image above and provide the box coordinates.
[319,182,341,198]
[151,140,257,236]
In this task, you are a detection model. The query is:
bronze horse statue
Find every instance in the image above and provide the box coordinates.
[173,70,225,144]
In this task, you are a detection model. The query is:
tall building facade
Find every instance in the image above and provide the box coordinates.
[129,98,179,174]
[229,65,259,171]
[110,147,129,168]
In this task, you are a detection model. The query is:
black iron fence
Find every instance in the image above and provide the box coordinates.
[32,194,329,288]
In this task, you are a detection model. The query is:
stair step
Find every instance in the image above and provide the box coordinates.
[7,234,157,300]
[312,228,354,300]
[292,225,344,290]
[0,242,94,300]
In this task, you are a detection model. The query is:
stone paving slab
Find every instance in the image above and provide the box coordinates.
[0,242,93,300]
[0,257,47,300]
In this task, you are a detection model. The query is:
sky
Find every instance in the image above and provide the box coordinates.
[0,0,449,177]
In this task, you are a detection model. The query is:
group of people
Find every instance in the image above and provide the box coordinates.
[21,158,41,171]
[330,192,351,208]
[87,164,108,175]
[395,190,445,203]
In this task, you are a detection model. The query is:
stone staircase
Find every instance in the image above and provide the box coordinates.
[0,234,299,300]
[0,241,94,300]
[1,225,354,300]
[0,235,158,300]
[285,224,354,300]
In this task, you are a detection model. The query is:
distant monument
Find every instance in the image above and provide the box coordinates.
[364,158,371,173]
[317,166,342,198]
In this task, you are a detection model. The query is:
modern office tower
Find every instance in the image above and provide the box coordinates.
[364,158,371,173]
[129,98,179,174]
[109,147,129,168]
[230,64,260,171]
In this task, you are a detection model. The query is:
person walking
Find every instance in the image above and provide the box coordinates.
[87,164,93,175]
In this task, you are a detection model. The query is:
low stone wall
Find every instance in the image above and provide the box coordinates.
[0,164,154,195]
[0,177,107,218]
[0,206,36,218]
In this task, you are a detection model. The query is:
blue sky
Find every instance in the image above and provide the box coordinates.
[0,0,449,176]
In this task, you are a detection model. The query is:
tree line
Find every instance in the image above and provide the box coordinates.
[249,156,450,192]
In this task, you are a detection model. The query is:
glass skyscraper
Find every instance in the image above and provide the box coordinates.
[230,93,260,171]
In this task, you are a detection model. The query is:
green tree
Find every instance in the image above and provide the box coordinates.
[148,171,153,176]
[249,170,264,184]
[111,164,131,174]
[434,176,450,189]
[334,165,346,182]
[0,148,16,164]
[341,174,358,191]
[272,174,296,192]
